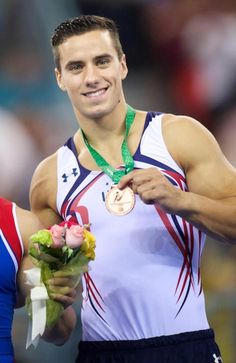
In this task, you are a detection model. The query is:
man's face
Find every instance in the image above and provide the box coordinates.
[55,30,128,120]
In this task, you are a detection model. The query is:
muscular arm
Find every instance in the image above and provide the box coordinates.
[30,152,62,226]
[118,114,236,244]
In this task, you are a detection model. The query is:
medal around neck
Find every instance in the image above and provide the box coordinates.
[105,185,135,216]
[81,104,136,215]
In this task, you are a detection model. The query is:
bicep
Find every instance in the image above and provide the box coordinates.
[30,154,61,226]
[186,147,236,199]
[185,129,236,199]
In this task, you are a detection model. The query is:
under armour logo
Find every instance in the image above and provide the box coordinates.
[213,353,223,363]
[62,168,78,182]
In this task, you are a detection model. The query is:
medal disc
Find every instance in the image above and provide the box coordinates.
[105,186,135,215]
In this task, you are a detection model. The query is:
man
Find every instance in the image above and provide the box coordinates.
[30,15,236,363]
[0,197,77,362]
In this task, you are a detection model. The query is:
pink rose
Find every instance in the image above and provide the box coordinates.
[50,225,66,248]
[65,225,84,248]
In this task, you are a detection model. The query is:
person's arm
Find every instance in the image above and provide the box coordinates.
[118,113,236,244]
[15,208,43,308]
[30,152,62,227]
[16,206,78,345]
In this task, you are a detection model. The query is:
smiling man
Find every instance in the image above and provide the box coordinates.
[30,15,236,363]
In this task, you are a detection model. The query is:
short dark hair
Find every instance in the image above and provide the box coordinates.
[51,15,124,70]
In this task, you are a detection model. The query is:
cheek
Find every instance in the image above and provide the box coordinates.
[64,77,81,94]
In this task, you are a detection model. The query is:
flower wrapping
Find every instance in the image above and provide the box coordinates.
[25,221,95,348]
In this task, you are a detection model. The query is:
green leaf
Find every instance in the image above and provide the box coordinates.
[29,245,40,259]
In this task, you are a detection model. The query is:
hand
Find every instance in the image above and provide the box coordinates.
[47,274,82,310]
[117,167,186,215]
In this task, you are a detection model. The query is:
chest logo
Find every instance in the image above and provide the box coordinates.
[62,168,78,183]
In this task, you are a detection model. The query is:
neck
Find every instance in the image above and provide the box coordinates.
[75,102,128,148]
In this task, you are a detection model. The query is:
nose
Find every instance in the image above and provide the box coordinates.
[83,64,100,86]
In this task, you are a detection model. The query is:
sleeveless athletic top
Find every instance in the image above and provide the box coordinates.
[56,112,210,341]
[0,197,24,359]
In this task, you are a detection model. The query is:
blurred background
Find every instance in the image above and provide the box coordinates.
[1,0,236,362]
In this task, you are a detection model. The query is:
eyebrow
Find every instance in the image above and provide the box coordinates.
[94,54,113,61]
[65,53,113,69]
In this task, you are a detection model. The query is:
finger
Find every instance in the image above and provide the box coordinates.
[48,285,73,295]
[138,189,157,205]
[53,269,83,277]
[134,183,156,204]
[48,276,78,288]
[50,292,77,309]
[117,171,136,189]
[135,178,158,192]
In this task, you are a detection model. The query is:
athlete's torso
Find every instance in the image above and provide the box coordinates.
[56,112,209,341]
[0,197,24,358]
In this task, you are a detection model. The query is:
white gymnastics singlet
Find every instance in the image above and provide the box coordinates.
[56,112,209,341]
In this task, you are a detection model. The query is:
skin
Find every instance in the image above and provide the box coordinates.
[16,206,77,345]
[30,29,236,253]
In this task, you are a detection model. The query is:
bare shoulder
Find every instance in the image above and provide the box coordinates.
[162,113,214,140]
[161,113,222,170]
[32,151,58,177]
[30,152,57,204]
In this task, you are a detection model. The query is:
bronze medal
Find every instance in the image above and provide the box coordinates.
[105,185,135,215]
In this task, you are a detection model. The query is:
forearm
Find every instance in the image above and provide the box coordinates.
[178,192,236,244]
[42,306,77,345]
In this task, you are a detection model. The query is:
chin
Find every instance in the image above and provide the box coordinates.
[87,104,112,119]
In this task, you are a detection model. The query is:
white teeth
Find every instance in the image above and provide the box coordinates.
[85,89,105,97]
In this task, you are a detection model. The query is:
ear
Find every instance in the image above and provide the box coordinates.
[55,68,66,91]
[120,54,128,80]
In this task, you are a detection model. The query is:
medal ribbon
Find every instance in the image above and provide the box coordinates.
[81,105,136,184]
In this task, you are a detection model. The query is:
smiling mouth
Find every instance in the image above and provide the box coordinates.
[83,87,108,98]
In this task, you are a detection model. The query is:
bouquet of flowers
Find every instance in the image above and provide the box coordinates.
[24,221,95,348]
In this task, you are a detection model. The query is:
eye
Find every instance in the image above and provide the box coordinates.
[97,57,111,67]
[67,62,83,72]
